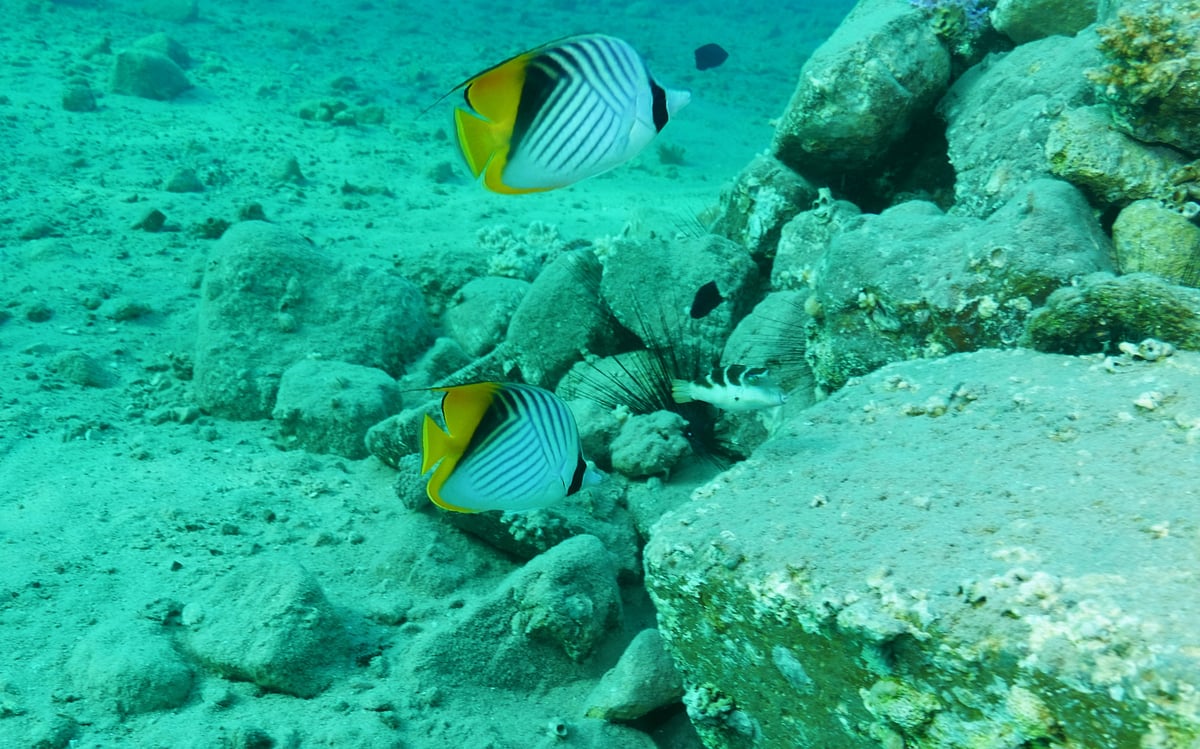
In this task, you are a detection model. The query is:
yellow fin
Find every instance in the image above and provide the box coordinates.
[419,383,501,513]
[453,55,526,188]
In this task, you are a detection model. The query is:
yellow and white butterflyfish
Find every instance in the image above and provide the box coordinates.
[420,381,602,513]
[449,33,691,194]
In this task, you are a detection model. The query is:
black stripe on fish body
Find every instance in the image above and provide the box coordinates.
[568,453,588,494]
[710,366,731,387]
[518,37,640,181]
[715,364,744,386]
[510,54,561,158]
[651,78,668,131]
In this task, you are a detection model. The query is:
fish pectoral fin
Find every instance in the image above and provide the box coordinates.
[420,413,453,475]
[670,379,694,404]
[454,108,505,180]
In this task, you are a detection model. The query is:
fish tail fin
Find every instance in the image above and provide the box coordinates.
[670,379,693,404]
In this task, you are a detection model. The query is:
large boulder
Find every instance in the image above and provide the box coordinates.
[774,0,951,176]
[646,348,1200,748]
[939,31,1103,217]
[799,179,1111,392]
[195,221,430,419]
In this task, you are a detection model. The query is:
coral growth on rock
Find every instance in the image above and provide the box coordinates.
[1089,0,1200,153]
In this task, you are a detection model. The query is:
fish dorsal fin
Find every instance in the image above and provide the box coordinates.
[419,34,587,118]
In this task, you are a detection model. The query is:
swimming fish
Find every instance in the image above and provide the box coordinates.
[671,365,787,412]
[689,280,724,319]
[450,34,691,194]
[420,381,600,513]
[693,43,729,71]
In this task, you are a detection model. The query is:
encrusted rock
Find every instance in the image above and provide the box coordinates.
[646,348,1200,748]
[991,0,1100,44]
[939,30,1103,217]
[272,359,402,459]
[609,411,691,479]
[774,0,950,175]
[1046,105,1190,210]
[1024,272,1200,353]
[1112,199,1200,287]
[711,153,818,264]
[194,221,430,419]
[804,179,1111,391]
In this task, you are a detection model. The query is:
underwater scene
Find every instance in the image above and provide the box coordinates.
[3,0,1200,746]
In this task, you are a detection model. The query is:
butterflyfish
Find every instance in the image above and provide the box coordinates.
[671,365,787,413]
[450,34,691,194]
[420,381,601,513]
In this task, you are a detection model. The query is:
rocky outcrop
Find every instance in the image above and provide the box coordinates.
[645,348,1200,748]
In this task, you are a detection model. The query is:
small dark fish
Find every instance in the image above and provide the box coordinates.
[690,280,724,319]
[694,43,729,71]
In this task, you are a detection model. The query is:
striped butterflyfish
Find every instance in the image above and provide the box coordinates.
[671,365,788,413]
[449,34,691,194]
[420,381,599,513]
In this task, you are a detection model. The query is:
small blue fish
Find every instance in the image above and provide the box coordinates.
[449,34,691,194]
[421,382,600,513]
[671,365,787,412]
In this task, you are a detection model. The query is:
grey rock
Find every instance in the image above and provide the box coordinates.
[1024,272,1200,353]
[585,629,684,721]
[50,350,109,388]
[609,411,691,479]
[110,49,191,101]
[645,348,1200,748]
[133,32,191,68]
[164,167,204,193]
[599,234,757,357]
[61,81,97,112]
[365,409,425,469]
[370,510,505,599]
[774,0,950,175]
[806,179,1111,391]
[1112,200,1200,287]
[711,153,818,265]
[182,558,344,698]
[939,31,1103,217]
[506,249,614,388]
[407,535,622,689]
[272,359,402,459]
[444,276,529,357]
[194,221,430,419]
[770,194,863,291]
[1046,105,1190,210]
[991,0,1100,44]
[722,290,816,408]
[442,478,642,580]
[67,619,193,717]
